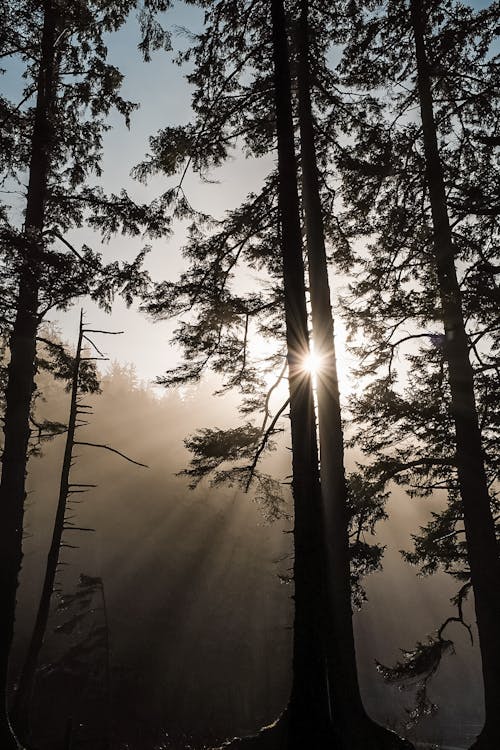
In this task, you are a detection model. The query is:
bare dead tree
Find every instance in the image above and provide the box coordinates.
[11,311,146,743]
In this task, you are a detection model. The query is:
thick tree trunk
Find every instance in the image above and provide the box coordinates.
[0,3,57,746]
[0,288,39,750]
[295,4,411,748]
[11,313,84,743]
[270,0,331,746]
[410,3,500,748]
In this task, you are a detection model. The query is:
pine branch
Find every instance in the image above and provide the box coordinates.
[48,230,88,263]
[260,357,288,432]
[245,398,289,492]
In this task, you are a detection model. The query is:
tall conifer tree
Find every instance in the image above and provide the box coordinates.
[295,3,409,746]
[138,0,412,746]
[0,2,171,744]
[337,2,499,746]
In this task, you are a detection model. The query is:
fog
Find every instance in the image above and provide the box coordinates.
[9,362,483,749]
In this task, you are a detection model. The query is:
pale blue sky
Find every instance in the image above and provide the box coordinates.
[3,0,494,385]
[55,2,274,384]
[51,0,499,385]
[2,2,273,383]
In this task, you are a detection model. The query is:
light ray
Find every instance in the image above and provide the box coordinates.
[302,351,323,377]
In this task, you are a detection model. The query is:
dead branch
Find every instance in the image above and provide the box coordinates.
[74,441,148,468]
[246,398,290,492]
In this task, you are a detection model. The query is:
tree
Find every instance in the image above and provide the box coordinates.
[336,1,500,746]
[268,0,331,743]
[138,0,411,746]
[0,2,171,745]
[294,3,410,746]
[11,312,146,744]
[409,6,500,745]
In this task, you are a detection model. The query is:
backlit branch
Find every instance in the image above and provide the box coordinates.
[245,397,290,492]
[74,442,148,468]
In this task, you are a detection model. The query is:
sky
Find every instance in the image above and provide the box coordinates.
[52,2,276,389]
[50,0,497,388]
[7,0,492,389]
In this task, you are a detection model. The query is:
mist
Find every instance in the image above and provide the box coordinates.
[8,362,482,749]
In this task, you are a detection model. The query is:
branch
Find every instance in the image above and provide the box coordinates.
[83,329,124,335]
[82,335,105,356]
[36,336,67,354]
[377,456,455,486]
[245,398,290,492]
[74,442,148,468]
[0,86,37,128]
[175,39,261,192]
[260,358,288,432]
[47,230,89,263]
[438,583,473,646]
[62,526,95,532]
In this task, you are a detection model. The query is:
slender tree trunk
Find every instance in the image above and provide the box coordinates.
[100,581,112,750]
[270,0,332,746]
[295,4,411,748]
[409,3,500,748]
[0,3,58,745]
[11,313,84,743]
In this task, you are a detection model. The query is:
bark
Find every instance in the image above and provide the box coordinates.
[295,3,411,748]
[270,0,332,746]
[10,313,84,743]
[409,3,500,747]
[0,3,58,746]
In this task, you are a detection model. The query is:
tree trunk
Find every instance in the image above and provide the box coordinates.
[0,2,58,746]
[409,3,500,748]
[11,313,84,743]
[295,4,411,748]
[270,0,332,746]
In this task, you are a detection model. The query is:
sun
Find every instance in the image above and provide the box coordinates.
[302,351,323,376]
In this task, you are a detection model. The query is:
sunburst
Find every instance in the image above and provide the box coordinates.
[302,351,323,377]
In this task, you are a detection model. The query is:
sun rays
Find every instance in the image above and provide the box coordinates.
[302,351,324,377]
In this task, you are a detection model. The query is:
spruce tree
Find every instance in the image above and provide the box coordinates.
[336,1,500,746]
[138,0,412,746]
[0,2,171,745]
[11,312,147,744]
[294,3,409,746]
[269,0,330,743]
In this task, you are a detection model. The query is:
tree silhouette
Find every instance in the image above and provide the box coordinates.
[294,2,410,747]
[10,312,146,745]
[138,0,412,747]
[0,2,171,745]
[336,1,500,746]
